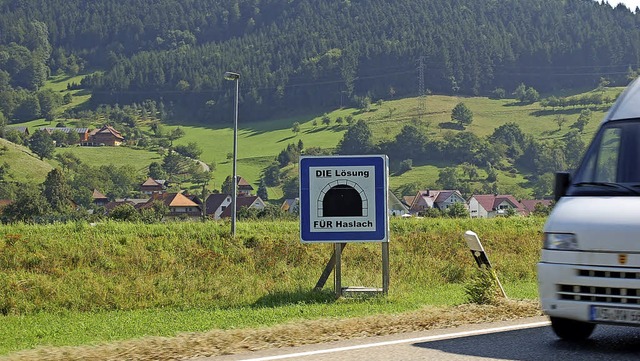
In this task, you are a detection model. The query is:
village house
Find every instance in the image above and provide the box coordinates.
[138,192,202,220]
[468,194,526,218]
[104,199,139,214]
[237,176,254,196]
[388,191,410,217]
[0,199,12,214]
[41,127,91,144]
[91,189,109,207]
[281,198,299,214]
[204,193,233,220]
[520,199,553,216]
[408,190,467,215]
[220,195,266,218]
[140,177,167,195]
[5,126,29,137]
[89,125,125,146]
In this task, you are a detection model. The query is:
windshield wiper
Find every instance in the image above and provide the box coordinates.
[573,182,640,195]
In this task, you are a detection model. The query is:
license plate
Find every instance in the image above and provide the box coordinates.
[591,306,640,325]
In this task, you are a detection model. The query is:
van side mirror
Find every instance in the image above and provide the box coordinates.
[554,172,571,202]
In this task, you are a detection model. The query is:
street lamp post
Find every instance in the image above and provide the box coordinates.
[224,71,240,237]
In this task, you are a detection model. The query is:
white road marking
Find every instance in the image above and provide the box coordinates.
[236,321,550,361]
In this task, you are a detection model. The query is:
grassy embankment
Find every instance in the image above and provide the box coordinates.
[0,217,544,356]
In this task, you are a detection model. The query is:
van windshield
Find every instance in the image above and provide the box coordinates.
[569,120,640,196]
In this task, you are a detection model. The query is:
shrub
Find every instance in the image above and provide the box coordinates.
[464,267,499,305]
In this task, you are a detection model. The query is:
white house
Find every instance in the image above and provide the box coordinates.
[408,190,467,214]
[388,191,410,217]
[205,193,233,220]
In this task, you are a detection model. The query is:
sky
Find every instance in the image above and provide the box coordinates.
[607,1,640,10]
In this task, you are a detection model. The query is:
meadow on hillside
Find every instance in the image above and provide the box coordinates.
[168,87,618,197]
[0,138,53,184]
[6,81,621,200]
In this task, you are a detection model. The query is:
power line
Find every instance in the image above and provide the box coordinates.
[417,56,426,120]
[89,62,638,96]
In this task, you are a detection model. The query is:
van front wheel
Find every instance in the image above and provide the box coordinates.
[550,317,596,341]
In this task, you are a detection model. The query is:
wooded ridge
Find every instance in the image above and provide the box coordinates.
[1,0,639,123]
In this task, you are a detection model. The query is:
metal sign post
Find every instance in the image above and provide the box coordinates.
[300,155,389,297]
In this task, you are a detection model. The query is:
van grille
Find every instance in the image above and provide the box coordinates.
[578,269,640,279]
[558,284,640,304]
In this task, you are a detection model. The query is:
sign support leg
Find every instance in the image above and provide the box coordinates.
[335,242,343,297]
[314,243,347,291]
[382,242,389,295]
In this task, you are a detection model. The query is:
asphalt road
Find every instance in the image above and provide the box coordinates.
[195,316,640,361]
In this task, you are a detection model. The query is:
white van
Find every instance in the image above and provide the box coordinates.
[538,77,640,341]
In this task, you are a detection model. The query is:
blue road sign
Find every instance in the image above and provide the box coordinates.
[299,155,388,243]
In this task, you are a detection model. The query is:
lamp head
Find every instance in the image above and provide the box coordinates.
[224,71,240,80]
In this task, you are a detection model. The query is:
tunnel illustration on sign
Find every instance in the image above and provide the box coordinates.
[317,180,368,217]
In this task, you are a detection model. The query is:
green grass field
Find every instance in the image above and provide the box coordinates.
[0,138,53,183]
[42,73,92,112]
[53,146,164,172]
[0,217,544,355]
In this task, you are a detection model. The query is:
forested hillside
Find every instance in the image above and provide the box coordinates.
[1,0,640,123]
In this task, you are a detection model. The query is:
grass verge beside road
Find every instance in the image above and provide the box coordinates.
[2,300,541,361]
[0,217,544,358]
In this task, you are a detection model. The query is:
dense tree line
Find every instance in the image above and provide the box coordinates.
[1,0,640,123]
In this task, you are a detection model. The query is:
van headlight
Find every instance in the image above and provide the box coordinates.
[544,233,578,250]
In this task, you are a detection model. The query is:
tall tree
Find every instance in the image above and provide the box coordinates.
[336,119,373,154]
[573,109,592,133]
[291,122,301,136]
[29,129,55,160]
[257,178,268,200]
[148,161,167,179]
[489,122,526,160]
[55,152,82,172]
[2,183,50,223]
[161,152,191,180]
[564,131,585,170]
[437,167,460,190]
[43,168,72,212]
[451,102,473,129]
[513,83,527,102]
[221,175,234,194]
[263,162,281,186]
[168,127,185,146]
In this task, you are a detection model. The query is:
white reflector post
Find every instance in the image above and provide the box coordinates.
[464,230,490,268]
[463,230,507,298]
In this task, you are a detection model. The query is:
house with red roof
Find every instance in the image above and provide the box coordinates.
[408,190,467,215]
[468,194,526,218]
[520,199,553,216]
[0,199,12,213]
